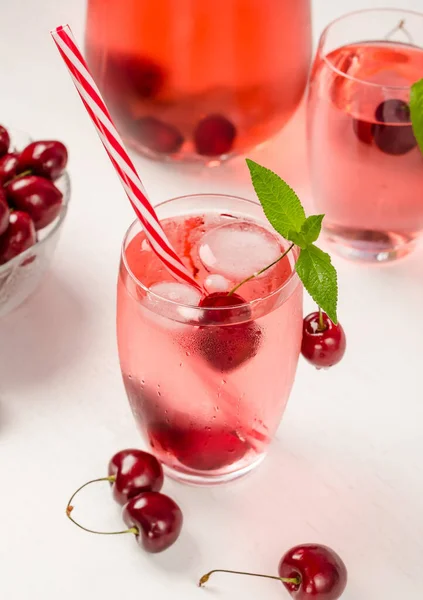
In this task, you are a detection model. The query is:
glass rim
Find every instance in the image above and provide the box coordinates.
[317,7,423,91]
[0,170,70,275]
[120,193,300,313]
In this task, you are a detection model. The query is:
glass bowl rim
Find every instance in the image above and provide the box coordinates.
[120,192,300,313]
[317,7,423,91]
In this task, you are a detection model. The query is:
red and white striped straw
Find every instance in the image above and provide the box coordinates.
[50,24,201,291]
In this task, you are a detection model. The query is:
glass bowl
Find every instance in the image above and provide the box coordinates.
[0,129,70,317]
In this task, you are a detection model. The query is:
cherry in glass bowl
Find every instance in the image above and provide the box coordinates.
[0,129,70,317]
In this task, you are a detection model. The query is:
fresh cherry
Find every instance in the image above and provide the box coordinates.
[6,175,63,230]
[375,98,411,123]
[279,544,348,599]
[200,543,348,600]
[135,116,184,154]
[194,114,236,156]
[0,125,10,157]
[198,292,261,371]
[0,211,36,265]
[123,491,183,553]
[106,54,165,100]
[301,312,346,369]
[150,425,249,471]
[352,118,374,145]
[373,99,417,155]
[18,140,68,180]
[108,449,164,505]
[0,152,19,184]
[0,189,9,236]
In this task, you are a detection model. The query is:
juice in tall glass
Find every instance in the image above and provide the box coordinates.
[117,195,302,484]
[85,0,311,163]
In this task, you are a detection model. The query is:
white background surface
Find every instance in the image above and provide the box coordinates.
[1,1,423,599]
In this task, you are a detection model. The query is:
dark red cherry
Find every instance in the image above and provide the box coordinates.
[0,211,36,265]
[0,189,9,236]
[198,292,261,371]
[352,119,374,144]
[150,425,249,471]
[0,125,10,157]
[279,544,348,599]
[301,312,346,369]
[373,99,417,155]
[375,99,410,123]
[6,175,63,230]
[194,114,236,156]
[123,492,183,553]
[135,116,184,154]
[0,152,19,184]
[108,449,164,505]
[199,292,251,322]
[18,140,68,180]
[106,54,165,100]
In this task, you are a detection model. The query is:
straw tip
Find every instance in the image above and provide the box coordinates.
[50,24,69,36]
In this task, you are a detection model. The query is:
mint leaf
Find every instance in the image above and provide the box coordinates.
[288,215,325,249]
[410,78,423,155]
[287,230,307,249]
[295,244,338,324]
[245,159,338,324]
[246,159,306,239]
[301,214,325,245]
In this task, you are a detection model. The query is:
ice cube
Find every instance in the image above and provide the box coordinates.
[198,221,281,280]
[204,274,230,293]
[149,282,202,305]
[143,282,202,328]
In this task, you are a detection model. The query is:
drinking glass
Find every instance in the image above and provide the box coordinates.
[117,194,303,485]
[308,9,423,262]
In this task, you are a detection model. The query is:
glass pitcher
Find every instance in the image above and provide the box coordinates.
[85,0,311,164]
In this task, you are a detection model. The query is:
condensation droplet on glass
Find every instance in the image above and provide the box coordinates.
[157,391,161,397]
[221,380,227,385]
[157,383,161,388]
[141,379,145,385]
[214,405,220,412]
[205,426,211,432]
[128,374,133,380]
[185,351,191,357]
[179,362,183,367]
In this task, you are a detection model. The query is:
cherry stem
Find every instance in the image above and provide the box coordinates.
[3,169,32,187]
[66,476,138,537]
[229,243,295,296]
[199,569,300,588]
[318,307,326,332]
[385,19,412,43]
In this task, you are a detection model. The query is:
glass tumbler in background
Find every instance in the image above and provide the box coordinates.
[85,0,311,164]
[308,9,423,262]
[117,195,303,485]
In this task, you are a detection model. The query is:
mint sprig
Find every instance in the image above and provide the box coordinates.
[246,159,305,239]
[410,78,423,155]
[245,159,338,324]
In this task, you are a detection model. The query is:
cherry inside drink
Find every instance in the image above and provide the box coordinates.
[308,10,423,262]
[117,195,302,485]
[85,0,311,163]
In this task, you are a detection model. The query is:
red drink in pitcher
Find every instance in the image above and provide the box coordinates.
[85,0,311,163]
[117,195,302,485]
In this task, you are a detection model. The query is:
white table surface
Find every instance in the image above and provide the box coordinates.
[1,1,423,599]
